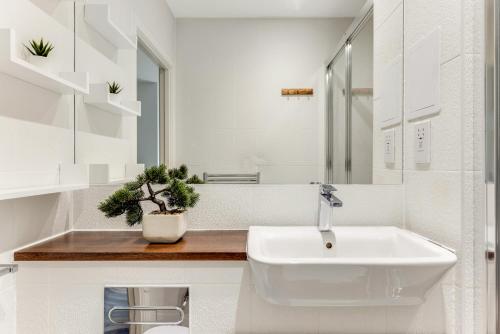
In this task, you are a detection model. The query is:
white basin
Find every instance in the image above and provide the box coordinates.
[247,226,457,306]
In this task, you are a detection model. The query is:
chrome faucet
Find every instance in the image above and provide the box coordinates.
[317,184,343,231]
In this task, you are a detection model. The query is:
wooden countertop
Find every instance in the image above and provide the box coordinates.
[14,230,247,261]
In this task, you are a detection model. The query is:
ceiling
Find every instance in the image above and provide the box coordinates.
[165,0,367,18]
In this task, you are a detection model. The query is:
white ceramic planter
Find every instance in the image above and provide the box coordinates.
[28,54,50,71]
[142,212,187,243]
[109,93,121,104]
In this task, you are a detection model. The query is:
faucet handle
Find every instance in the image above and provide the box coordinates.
[320,184,337,194]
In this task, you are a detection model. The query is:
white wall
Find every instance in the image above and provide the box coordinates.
[0,1,76,332]
[398,0,485,332]
[15,260,399,334]
[73,184,404,230]
[175,18,352,184]
[0,0,176,332]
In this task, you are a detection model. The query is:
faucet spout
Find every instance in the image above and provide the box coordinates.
[319,184,343,208]
[317,184,342,231]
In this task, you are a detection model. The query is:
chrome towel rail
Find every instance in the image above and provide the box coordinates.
[0,264,18,277]
[108,306,184,326]
[203,172,260,184]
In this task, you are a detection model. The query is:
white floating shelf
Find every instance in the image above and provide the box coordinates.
[84,84,141,116]
[84,4,137,50]
[0,29,89,95]
[89,163,145,185]
[0,184,88,201]
[0,164,89,201]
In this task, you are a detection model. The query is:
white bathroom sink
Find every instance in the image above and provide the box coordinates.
[247,226,457,306]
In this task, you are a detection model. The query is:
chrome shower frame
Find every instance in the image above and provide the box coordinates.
[486,0,500,332]
[324,3,373,184]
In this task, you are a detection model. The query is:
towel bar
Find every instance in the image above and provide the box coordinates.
[108,305,184,326]
[203,172,260,184]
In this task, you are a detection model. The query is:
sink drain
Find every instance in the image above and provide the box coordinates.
[325,242,333,249]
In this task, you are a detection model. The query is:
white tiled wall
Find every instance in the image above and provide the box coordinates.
[74,184,404,230]
[0,193,73,334]
[174,18,352,184]
[16,260,458,334]
[401,0,486,333]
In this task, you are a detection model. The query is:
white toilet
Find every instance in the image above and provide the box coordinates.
[144,325,189,334]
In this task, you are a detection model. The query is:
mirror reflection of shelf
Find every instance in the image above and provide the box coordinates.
[0,164,89,201]
[84,84,141,116]
[0,29,89,95]
[89,163,145,185]
[84,4,137,50]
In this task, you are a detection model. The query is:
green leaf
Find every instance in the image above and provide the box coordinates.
[168,164,188,180]
[144,164,169,184]
[186,174,204,184]
[164,178,200,210]
[23,44,35,55]
[25,38,54,57]
[125,203,143,226]
[107,81,123,94]
[98,187,144,218]
[124,180,144,191]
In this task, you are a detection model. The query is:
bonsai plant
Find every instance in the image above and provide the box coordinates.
[24,38,54,69]
[107,81,123,103]
[98,164,203,243]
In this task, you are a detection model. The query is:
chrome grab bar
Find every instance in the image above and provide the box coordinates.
[108,306,184,326]
[0,264,18,277]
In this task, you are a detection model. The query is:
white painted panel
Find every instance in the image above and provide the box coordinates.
[406,28,441,120]
[379,55,402,127]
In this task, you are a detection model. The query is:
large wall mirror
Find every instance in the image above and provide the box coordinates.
[75,0,404,185]
[171,0,404,184]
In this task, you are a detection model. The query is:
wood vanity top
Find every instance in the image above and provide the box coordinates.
[14,230,247,261]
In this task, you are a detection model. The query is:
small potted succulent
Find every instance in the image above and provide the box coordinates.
[107,81,123,103]
[24,38,54,70]
[98,164,203,243]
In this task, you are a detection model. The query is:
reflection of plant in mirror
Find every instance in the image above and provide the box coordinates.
[24,38,54,57]
[98,164,204,226]
[107,81,123,94]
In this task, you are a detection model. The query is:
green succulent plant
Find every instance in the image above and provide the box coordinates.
[107,81,123,94]
[98,164,204,226]
[24,38,54,57]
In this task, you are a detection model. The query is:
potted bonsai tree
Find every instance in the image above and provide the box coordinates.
[24,37,54,70]
[98,164,203,243]
[107,81,123,103]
